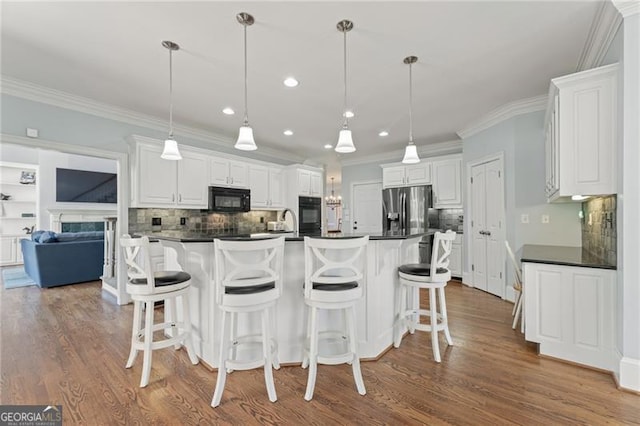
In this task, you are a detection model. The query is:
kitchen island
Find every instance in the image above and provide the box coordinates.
[147,230,432,368]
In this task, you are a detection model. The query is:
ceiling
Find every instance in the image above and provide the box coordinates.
[1,1,602,169]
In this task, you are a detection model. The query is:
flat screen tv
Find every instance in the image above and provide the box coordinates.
[56,168,117,203]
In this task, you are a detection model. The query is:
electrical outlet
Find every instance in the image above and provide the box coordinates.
[180,217,187,225]
[521,214,529,224]
[542,214,550,224]
[152,217,161,226]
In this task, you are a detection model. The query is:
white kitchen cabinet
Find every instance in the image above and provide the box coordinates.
[134,143,208,209]
[249,165,284,209]
[0,235,29,266]
[297,169,322,197]
[433,158,462,208]
[381,163,432,188]
[448,233,463,278]
[545,63,618,201]
[523,262,616,371]
[210,157,249,189]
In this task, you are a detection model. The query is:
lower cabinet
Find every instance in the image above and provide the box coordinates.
[448,234,462,278]
[0,235,28,266]
[523,262,616,371]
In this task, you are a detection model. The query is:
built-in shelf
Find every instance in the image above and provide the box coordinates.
[1,161,38,265]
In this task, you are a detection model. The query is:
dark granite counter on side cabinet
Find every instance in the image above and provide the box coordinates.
[521,244,616,270]
[138,229,437,243]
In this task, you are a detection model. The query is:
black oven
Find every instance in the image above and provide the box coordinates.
[299,196,322,235]
[208,186,250,212]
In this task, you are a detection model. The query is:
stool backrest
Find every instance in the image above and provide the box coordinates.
[505,240,522,290]
[213,237,285,305]
[430,231,456,279]
[120,234,155,293]
[303,236,369,298]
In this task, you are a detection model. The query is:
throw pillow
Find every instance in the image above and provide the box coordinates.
[31,230,45,241]
[38,231,58,243]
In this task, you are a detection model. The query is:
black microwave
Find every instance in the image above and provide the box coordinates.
[208,186,251,212]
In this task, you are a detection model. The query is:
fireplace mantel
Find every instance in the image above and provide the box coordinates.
[48,208,117,232]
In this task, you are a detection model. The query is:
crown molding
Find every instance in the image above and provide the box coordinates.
[456,95,546,140]
[0,75,304,164]
[576,1,623,71]
[340,140,463,167]
[613,0,640,18]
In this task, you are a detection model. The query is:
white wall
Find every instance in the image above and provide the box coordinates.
[463,110,582,296]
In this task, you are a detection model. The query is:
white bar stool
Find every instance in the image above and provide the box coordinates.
[302,235,369,401]
[393,231,456,362]
[211,237,285,408]
[120,235,199,387]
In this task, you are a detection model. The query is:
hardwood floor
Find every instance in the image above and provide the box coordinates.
[1,279,638,425]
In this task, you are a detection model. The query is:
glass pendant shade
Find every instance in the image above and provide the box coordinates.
[335,128,356,153]
[161,138,182,160]
[402,144,420,164]
[235,125,257,151]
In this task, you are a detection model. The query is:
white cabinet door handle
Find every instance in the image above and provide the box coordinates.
[172,194,175,202]
[179,194,182,202]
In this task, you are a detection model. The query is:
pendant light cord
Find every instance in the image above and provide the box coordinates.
[168,48,174,138]
[343,27,348,127]
[409,61,413,144]
[243,23,249,126]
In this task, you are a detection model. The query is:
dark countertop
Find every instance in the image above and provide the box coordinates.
[521,244,616,270]
[138,229,437,243]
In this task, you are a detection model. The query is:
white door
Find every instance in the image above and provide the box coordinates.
[352,182,382,233]
[470,157,504,297]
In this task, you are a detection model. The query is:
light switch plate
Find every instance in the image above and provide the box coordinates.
[542,214,550,224]
[521,214,529,224]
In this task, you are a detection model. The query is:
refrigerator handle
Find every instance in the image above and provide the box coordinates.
[401,191,406,232]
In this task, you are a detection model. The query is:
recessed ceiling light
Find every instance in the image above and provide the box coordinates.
[283,129,293,136]
[324,144,333,149]
[379,131,389,137]
[343,110,355,118]
[283,77,299,87]
[222,107,235,115]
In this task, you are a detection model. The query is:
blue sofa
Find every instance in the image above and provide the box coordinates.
[21,231,104,288]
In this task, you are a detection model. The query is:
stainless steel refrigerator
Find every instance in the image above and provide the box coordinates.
[382,185,433,234]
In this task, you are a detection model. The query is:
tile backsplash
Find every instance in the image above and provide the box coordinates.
[431,208,464,231]
[129,209,278,235]
[581,195,617,266]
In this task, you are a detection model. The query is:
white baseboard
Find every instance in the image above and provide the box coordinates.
[619,356,640,392]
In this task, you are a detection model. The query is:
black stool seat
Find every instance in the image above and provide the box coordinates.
[312,281,358,291]
[131,271,191,287]
[399,264,448,276]
[225,282,276,294]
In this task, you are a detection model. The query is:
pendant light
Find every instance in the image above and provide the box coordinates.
[335,19,356,154]
[402,56,420,164]
[325,177,342,206]
[160,40,182,160]
[235,12,257,151]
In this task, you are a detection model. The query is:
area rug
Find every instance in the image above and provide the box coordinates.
[2,267,36,289]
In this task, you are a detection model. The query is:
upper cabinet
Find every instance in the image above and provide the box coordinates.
[297,169,322,197]
[210,157,249,189]
[132,142,208,209]
[248,165,284,209]
[382,163,432,188]
[545,63,618,202]
[432,157,462,208]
